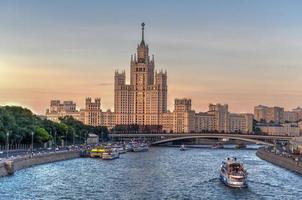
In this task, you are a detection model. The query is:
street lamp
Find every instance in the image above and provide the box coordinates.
[6,131,9,158]
[65,130,68,147]
[72,129,75,146]
[31,131,34,155]
[54,129,57,151]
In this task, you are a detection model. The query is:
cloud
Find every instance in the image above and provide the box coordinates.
[96,82,112,86]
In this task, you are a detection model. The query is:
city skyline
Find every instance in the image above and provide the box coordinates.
[1,0,302,114]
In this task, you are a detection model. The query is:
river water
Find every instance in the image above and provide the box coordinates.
[0,147,301,200]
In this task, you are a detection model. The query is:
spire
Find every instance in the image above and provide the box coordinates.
[140,22,145,46]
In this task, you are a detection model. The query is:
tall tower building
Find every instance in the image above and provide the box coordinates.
[114,23,168,126]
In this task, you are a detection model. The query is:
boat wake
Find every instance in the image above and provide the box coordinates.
[248,180,282,189]
[193,177,219,186]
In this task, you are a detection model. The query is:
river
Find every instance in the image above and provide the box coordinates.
[0,147,301,200]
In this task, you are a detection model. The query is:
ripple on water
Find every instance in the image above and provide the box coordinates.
[0,148,301,200]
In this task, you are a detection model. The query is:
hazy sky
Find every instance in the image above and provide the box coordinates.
[1,0,302,114]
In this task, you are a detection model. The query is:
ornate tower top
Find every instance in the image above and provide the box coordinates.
[137,22,148,63]
[140,22,145,46]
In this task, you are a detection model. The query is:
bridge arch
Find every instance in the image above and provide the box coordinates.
[151,135,274,146]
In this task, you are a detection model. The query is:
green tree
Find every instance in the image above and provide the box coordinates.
[35,127,52,144]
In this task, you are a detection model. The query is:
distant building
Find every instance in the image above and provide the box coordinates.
[173,98,195,133]
[208,104,229,133]
[80,98,102,126]
[46,100,80,122]
[278,107,302,123]
[284,111,299,122]
[195,112,215,132]
[229,113,254,134]
[79,98,115,129]
[86,133,99,145]
[160,98,194,133]
[292,107,302,121]
[254,105,284,123]
[299,121,302,135]
[257,123,300,136]
[194,104,253,134]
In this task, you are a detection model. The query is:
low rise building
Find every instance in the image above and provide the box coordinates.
[195,112,215,132]
[160,101,253,134]
[292,107,302,121]
[284,111,299,122]
[80,98,102,126]
[159,98,195,133]
[229,113,253,134]
[258,123,300,136]
[46,100,80,122]
[86,133,99,145]
[298,121,302,135]
[102,109,115,130]
[80,98,115,129]
[254,105,284,123]
[194,104,253,134]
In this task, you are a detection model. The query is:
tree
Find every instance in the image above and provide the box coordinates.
[0,106,108,146]
[35,127,52,144]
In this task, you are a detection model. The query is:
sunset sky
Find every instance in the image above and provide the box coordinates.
[1,0,302,114]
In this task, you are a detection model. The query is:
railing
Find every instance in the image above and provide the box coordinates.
[0,144,31,151]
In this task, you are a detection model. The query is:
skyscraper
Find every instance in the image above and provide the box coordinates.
[46,24,253,134]
[114,23,167,126]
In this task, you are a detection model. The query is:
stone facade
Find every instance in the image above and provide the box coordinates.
[258,123,300,136]
[114,23,167,126]
[229,113,254,133]
[254,105,284,123]
[79,98,115,129]
[194,104,253,134]
[283,107,302,122]
[46,100,80,122]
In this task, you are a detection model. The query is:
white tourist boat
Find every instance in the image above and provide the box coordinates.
[220,157,248,188]
[180,144,187,151]
[126,142,137,152]
[117,147,126,154]
[102,149,120,160]
[133,143,149,152]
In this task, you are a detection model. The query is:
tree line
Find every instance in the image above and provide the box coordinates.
[0,106,108,147]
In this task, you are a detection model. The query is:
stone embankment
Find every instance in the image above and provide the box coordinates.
[0,150,80,177]
[256,148,302,175]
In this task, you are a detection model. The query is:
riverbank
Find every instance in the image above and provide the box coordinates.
[256,148,302,175]
[0,150,80,177]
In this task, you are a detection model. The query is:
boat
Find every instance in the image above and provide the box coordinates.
[180,144,186,151]
[102,149,120,160]
[212,142,224,149]
[117,147,126,154]
[112,144,127,154]
[219,157,248,188]
[90,147,106,158]
[126,142,137,152]
[133,143,149,152]
[235,143,247,149]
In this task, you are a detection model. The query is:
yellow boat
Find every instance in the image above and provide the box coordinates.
[90,147,106,158]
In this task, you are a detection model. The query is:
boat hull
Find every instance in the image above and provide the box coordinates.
[133,148,149,152]
[102,153,119,160]
[219,174,247,188]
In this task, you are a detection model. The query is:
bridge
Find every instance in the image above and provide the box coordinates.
[108,133,294,146]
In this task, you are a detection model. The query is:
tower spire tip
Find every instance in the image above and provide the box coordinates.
[141,22,145,45]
